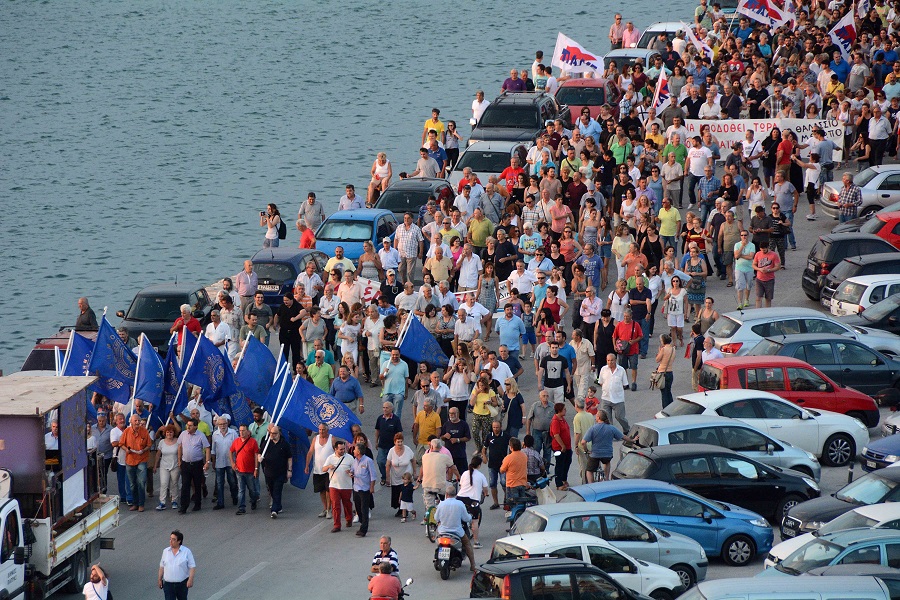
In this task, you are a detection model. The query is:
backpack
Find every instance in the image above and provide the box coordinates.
[277,217,287,240]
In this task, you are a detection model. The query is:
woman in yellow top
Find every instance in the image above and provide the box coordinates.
[469,377,499,454]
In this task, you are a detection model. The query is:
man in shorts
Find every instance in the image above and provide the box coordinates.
[579,410,633,482]
[733,230,756,310]
[752,240,780,308]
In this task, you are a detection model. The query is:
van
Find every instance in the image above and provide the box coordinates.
[698,356,880,427]
[678,575,892,600]
[801,234,898,301]
[821,253,900,307]
[831,274,900,316]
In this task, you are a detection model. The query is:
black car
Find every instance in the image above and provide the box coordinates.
[373,177,453,222]
[748,333,900,396]
[469,92,571,146]
[802,233,898,301]
[249,248,328,310]
[115,283,214,351]
[470,556,652,600]
[820,252,900,306]
[781,467,900,539]
[839,295,900,336]
[612,444,820,522]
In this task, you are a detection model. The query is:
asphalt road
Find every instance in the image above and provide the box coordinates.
[56,173,891,600]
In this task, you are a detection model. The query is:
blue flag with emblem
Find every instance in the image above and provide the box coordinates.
[234,335,276,407]
[262,372,312,490]
[396,315,449,368]
[134,335,164,408]
[151,335,187,428]
[180,328,198,368]
[278,376,360,443]
[287,430,311,489]
[62,332,99,420]
[87,317,137,403]
[182,335,253,427]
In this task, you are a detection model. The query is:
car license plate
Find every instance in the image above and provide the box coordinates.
[438,547,451,559]
[808,260,817,272]
[782,527,796,537]
[258,284,280,292]
[821,297,831,308]
[868,460,878,469]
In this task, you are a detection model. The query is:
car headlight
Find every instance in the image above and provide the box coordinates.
[699,547,707,559]
[750,518,769,528]
[804,451,817,461]
[886,455,900,463]
[802,477,820,491]
[802,521,825,531]
[863,446,869,455]
[857,419,868,429]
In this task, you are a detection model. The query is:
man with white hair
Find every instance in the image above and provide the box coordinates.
[420,438,457,509]
[211,415,238,510]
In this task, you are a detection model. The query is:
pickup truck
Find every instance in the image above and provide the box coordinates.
[468,92,571,147]
[0,374,119,599]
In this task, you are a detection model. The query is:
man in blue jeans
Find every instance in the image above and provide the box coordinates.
[109,413,133,506]
[380,349,410,418]
[230,424,260,514]
[627,276,653,359]
[210,416,238,510]
[526,390,554,467]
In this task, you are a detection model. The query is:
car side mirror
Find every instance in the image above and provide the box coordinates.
[766,443,775,455]
[13,546,25,565]
[115,310,125,318]
[702,511,713,523]
[193,310,204,319]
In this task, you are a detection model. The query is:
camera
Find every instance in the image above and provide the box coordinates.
[260,211,266,216]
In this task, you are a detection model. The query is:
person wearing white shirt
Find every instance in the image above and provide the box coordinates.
[454,309,480,343]
[596,353,630,432]
[425,234,451,259]
[698,92,721,119]
[83,565,108,600]
[436,281,460,311]
[454,188,475,219]
[449,212,468,240]
[507,261,538,296]
[471,90,491,127]
[455,246,483,291]
[338,184,365,210]
[461,295,490,333]
[205,311,232,357]
[485,352,514,392]
[378,238,401,271]
[158,530,196,596]
[545,71,559,96]
[44,420,59,450]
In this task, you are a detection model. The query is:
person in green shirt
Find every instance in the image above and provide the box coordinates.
[467,208,495,249]
[308,350,336,392]
[655,197,682,251]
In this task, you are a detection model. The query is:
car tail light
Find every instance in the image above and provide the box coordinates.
[502,575,511,599]
[820,262,831,276]
[437,537,454,546]
[522,552,530,559]
[720,343,743,354]
[721,370,727,387]
[858,306,865,314]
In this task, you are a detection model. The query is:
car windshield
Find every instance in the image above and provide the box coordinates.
[861,217,886,234]
[835,473,899,504]
[490,542,527,562]
[706,315,740,339]
[479,106,541,129]
[818,510,879,535]
[455,150,513,174]
[126,294,186,321]
[835,281,868,304]
[627,425,658,448]
[555,87,607,107]
[748,339,784,356]
[316,220,372,242]
[253,262,297,282]
[662,399,705,417]
[377,190,430,213]
[863,295,900,321]
[778,539,844,575]
[827,260,858,285]
[510,510,547,534]
[614,452,654,478]
[855,167,880,188]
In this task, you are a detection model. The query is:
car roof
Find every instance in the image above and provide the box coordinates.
[605,48,660,59]
[877,210,900,221]
[494,532,617,552]
[719,307,823,324]
[808,563,900,577]
[636,414,764,433]
[558,78,611,88]
[866,467,900,482]
[843,273,900,286]
[868,165,900,175]
[677,389,784,406]
[821,232,893,243]
[134,283,205,295]
[491,92,557,105]
[626,443,740,459]
[695,576,887,594]
[702,355,810,367]
[570,478,688,501]
[320,208,394,222]
[250,248,321,263]
[382,177,447,191]
[524,501,630,517]
[854,502,900,521]
[475,556,591,575]
[644,21,686,31]
[817,527,900,545]
[762,333,862,345]
[841,252,900,266]
[462,140,528,151]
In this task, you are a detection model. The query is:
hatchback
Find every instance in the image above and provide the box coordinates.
[820,165,900,219]
[762,528,900,576]
[447,141,529,189]
[821,253,900,309]
[680,575,895,600]
[802,233,897,301]
[554,78,621,120]
[313,208,397,262]
[373,177,453,222]
[249,248,329,309]
[114,283,214,350]
[839,295,900,337]
[861,433,900,472]
[831,274,900,317]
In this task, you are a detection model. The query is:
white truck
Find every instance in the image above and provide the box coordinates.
[0,375,119,599]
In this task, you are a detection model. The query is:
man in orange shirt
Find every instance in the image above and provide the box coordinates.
[499,437,528,502]
[121,414,152,512]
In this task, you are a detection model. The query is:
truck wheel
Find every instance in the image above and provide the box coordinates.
[63,550,88,593]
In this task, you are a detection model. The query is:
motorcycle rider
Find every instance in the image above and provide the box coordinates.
[368,561,402,600]
[434,483,476,572]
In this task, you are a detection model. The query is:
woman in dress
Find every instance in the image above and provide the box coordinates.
[618,64,633,92]
[606,279,630,323]
[570,263,587,330]
[536,307,557,344]
[640,224,664,271]
[501,379,525,438]
[260,203,282,248]
[378,314,399,358]
[476,261,500,340]
[596,216,613,289]
[445,121,462,170]
[538,285,567,327]
[579,206,600,251]
[337,311,360,363]
[385,432,415,518]
[661,275,687,346]
[696,297,720,335]
[558,226,583,267]
[509,172,528,207]
[549,195,574,242]
[611,224,635,283]
[684,246,709,321]
[357,240,384,281]
[480,237,499,267]
[444,346,475,415]
[668,64,688,100]
[594,308,616,366]
[367,152,392,205]
[469,377,499,454]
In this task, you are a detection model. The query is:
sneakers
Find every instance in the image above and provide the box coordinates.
[400,517,407,523]
[630,382,637,392]
[325,509,331,518]
[318,510,327,518]
[251,501,257,510]
[473,541,483,549]
[213,505,224,511]
[155,503,166,511]
[171,502,179,510]
[353,514,360,524]
[807,214,817,220]
[420,519,426,526]
[236,508,246,515]
[271,511,278,519]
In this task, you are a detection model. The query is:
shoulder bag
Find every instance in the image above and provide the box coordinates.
[649,346,675,389]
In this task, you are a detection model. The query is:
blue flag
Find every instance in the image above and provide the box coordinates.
[182,335,253,427]
[151,336,186,428]
[397,315,449,368]
[87,317,137,403]
[288,430,311,489]
[62,332,99,420]
[234,335,276,407]
[134,335,164,408]
[261,368,291,417]
[180,328,198,368]
[279,376,361,443]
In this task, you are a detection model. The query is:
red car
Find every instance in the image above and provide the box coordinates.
[698,356,880,427]
[554,78,620,120]
[860,210,900,249]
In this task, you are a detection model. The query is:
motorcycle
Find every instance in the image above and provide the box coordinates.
[433,532,464,580]
[371,577,414,600]
[504,475,553,531]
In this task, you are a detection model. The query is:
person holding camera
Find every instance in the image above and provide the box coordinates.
[260,203,282,248]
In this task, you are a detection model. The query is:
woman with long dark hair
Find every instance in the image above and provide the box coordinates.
[457,454,489,548]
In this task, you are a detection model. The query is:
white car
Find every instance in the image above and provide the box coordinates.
[656,390,870,467]
[446,140,529,190]
[491,531,685,599]
[830,274,900,317]
[763,503,900,569]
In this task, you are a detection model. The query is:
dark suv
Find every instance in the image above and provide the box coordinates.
[470,557,652,599]
[115,283,214,351]
[820,252,900,306]
[373,177,453,222]
[469,92,571,146]
[801,233,897,301]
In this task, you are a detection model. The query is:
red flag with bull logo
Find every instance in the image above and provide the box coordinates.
[551,32,603,76]
[737,0,785,28]
[652,68,671,110]
[828,11,857,60]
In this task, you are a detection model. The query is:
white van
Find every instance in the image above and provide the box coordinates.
[678,575,892,600]
[831,274,900,317]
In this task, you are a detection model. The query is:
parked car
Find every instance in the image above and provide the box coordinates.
[249,248,329,310]
[697,356,881,428]
[562,479,774,566]
[313,209,397,262]
[852,211,900,248]
[831,200,900,233]
[114,283,214,351]
[509,503,708,588]
[611,444,820,523]
[21,329,98,371]
[781,467,900,539]
[831,274,900,317]
[489,532,684,599]
[603,48,663,71]
[469,556,653,600]
[468,92,571,147]
[838,291,900,337]
[765,503,900,568]
[705,306,900,359]
[637,22,684,49]
[820,165,900,220]
[446,140,529,189]
[624,415,821,480]
[861,434,900,472]
[373,177,453,222]
[656,390,869,467]
[821,253,900,308]
[761,528,900,576]
[554,78,620,120]
[802,233,898,301]
[747,334,900,396]
[679,575,895,600]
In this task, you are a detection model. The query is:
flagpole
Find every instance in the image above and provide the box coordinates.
[59,329,76,376]
[128,334,144,417]
[54,347,62,376]
[168,331,201,425]
[260,377,298,459]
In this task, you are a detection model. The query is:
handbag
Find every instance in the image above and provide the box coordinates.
[110,449,118,473]
[687,276,704,293]
[486,397,500,419]
[649,371,664,389]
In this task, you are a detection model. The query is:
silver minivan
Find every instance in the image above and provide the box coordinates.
[626,415,822,481]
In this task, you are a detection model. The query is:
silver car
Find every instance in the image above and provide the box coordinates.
[705,306,900,357]
[447,140,529,190]
[821,165,900,219]
[626,415,822,480]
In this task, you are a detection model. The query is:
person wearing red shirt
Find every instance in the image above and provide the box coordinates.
[230,424,261,514]
[499,157,525,194]
[549,403,572,491]
[368,562,402,599]
[775,134,794,178]
[170,304,202,344]
[297,218,317,249]
[613,309,642,391]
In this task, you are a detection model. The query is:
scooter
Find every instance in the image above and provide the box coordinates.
[504,475,552,531]
[434,532,464,580]
[371,577,414,600]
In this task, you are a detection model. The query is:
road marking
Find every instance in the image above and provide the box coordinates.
[204,561,269,600]
[290,520,328,546]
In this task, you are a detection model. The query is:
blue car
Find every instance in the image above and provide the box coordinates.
[249,248,328,310]
[315,208,398,262]
[563,479,773,567]
[860,433,900,471]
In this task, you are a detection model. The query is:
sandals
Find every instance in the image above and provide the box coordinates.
[400,517,407,523]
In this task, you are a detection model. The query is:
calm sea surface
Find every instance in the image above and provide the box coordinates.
[0,0,695,373]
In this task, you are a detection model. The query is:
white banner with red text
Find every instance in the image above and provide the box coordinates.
[684,118,844,161]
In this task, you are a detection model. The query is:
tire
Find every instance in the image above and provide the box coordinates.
[822,433,855,467]
[722,534,755,567]
[805,292,819,301]
[427,521,438,543]
[440,562,451,580]
[776,494,804,523]
[860,206,880,218]
[63,550,88,593]
[650,590,675,600]
[669,564,696,589]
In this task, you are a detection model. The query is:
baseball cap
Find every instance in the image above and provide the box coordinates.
[387,269,396,275]
[382,237,391,243]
